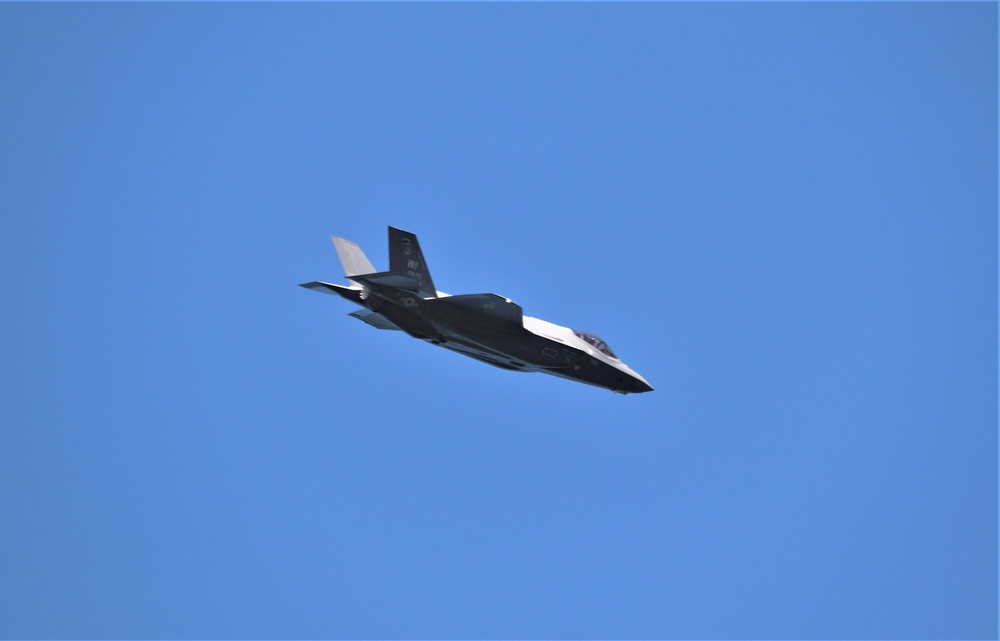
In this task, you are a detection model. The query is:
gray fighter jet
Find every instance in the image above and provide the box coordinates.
[300,227,653,394]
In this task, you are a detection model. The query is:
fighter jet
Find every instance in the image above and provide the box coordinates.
[300,227,653,394]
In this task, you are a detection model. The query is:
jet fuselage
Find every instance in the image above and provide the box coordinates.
[301,227,652,394]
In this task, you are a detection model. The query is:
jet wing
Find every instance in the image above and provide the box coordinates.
[425,293,524,332]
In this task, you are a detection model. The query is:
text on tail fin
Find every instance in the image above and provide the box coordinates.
[388,227,437,297]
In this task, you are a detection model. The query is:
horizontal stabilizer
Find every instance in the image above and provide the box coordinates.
[299,281,364,304]
[349,271,422,293]
[348,310,402,331]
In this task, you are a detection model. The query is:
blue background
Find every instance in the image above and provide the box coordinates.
[0,3,996,639]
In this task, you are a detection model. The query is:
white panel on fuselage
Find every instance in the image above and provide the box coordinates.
[522,316,577,344]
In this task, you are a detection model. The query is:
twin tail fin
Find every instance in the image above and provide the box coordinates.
[328,226,437,298]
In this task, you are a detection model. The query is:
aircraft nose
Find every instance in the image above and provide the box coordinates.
[629,378,654,393]
[621,372,653,393]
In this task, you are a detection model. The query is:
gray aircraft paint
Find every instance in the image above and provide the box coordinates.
[301,227,652,394]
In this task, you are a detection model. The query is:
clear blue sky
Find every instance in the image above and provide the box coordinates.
[0,3,996,639]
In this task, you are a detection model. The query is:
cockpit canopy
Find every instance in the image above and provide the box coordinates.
[573,330,618,360]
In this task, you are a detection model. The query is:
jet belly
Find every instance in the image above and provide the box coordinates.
[436,326,581,372]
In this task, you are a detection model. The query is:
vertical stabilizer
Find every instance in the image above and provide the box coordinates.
[332,235,376,278]
[388,227,437,298]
